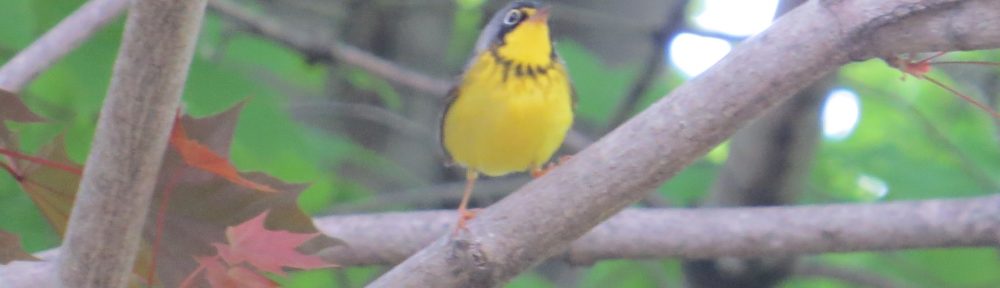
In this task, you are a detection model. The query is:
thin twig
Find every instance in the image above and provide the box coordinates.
[605,0,689,132]
[289,101,437,147]
[846,80,1000,191]
[0,0,129,92]
[680,26,748,43]
[207,0,451,96]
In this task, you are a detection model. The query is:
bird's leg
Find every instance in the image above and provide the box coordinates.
[454,170,479,234]
[530,155,573,178]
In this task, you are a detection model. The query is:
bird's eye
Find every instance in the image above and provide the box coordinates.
[502,9,522,26]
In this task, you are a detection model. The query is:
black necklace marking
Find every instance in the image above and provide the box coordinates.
[489,49,557,83]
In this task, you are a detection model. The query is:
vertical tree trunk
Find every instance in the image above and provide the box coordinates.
[57,0,207,286]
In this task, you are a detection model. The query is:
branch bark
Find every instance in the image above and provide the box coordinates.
[313,195,1000,267]
[4,194,999,284]
[366,1,1000,287]
[0,0,128,92]
[56,0,207,287]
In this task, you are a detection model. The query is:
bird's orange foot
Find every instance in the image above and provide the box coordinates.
[452,208,483,235]
[530,155,574,178]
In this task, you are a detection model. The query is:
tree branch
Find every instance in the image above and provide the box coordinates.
[207,0,451,96]
[5,194,999,283]
[313,195,1000,267]
[0,0,128,92]
[365,1,1000,287]
[56,0,207,287]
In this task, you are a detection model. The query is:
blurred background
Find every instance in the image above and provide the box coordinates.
[2,0,999,287]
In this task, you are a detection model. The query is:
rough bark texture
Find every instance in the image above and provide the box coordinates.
[312,195,1000,266]
[366,1,1000,287]
[56,0,207,287]
[0,0,128,92]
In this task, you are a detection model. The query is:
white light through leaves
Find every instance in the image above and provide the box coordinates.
[857,174,889,199]
[821,89,861,140]
[694,0,779,36]
[669,33,731,77]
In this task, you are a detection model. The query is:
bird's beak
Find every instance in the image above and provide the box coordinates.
[527,6,551,24]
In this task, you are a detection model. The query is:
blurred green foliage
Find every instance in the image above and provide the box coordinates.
[1,0,998,287]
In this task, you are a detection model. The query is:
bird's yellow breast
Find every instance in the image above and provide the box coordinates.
[442,52,573,176]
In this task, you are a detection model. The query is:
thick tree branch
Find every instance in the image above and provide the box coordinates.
[366,1,1000,287]
[56,0,207,287]
[794,261,902,288]
[0,0,128,92]
[5,195,999,284]
[313,195,1000,266]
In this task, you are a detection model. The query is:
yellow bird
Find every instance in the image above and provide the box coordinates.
[441,1,574,230]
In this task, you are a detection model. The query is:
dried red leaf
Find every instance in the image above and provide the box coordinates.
[170,116,277,193]
[146,102,342,287]
[214,211,336,275]
[0,89,45,123]
[0,230,39,264]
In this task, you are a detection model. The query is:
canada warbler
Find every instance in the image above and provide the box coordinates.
[441,1,574,230]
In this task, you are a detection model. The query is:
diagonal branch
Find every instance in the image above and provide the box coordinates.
[0,0,129,92]
[366,1,1000,287]
[207,0,451,96]
[56,0,208,287]
[313,195,1000,266]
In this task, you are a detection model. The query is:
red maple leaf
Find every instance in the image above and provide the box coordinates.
[213,211,336,276]
[146,103,342,287]
[169,113,278,193]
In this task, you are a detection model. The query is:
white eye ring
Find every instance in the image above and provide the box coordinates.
[503,10,522,25]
